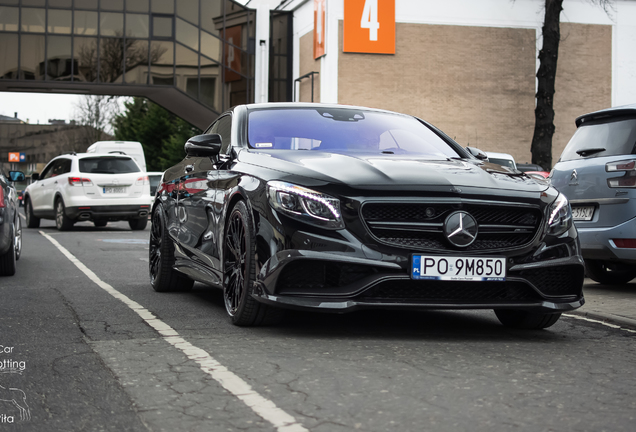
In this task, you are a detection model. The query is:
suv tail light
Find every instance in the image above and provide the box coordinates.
[136,175,149,185]
[0,187,4,207]
[612,239,636,248]
[68,177,94,187]
[606,159,636,188]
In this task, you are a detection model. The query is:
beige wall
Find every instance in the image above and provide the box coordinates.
[298,31,321,102]
[553,23,612,164]
[337,21,612,169]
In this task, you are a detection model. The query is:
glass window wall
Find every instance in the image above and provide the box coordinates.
[0,33,18,79]
[100,12,123,37]
[101,0,123,11]
[127,0,149,13]
[49,0,72,8]
[21,8,45,33]
[75,0,97,9]
[126,13,149,38]
[152,15,172,38]
[125,38,149,84]
[150,40,173,85]
[177,0,198,26]
[74,36,98,82]
[47,35,72,80]
[48,9,72,34]
[20,34,45,80]
[176,18,198,51]
[0,6,18,31]
[74,10,97,35]
[151,0,173,15]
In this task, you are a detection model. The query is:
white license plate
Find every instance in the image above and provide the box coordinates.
[572,205,594,221]
[412,255,506,281]
[103,187,126,194]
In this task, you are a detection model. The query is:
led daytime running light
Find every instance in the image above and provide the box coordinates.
[275,184,341,219]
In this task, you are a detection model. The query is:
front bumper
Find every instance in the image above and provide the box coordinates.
[252,247,585,314]
[577,216,636,264]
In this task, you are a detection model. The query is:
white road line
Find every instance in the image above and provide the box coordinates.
[19,212,26,220]
[564,313,636,334]
[39,230,309,432]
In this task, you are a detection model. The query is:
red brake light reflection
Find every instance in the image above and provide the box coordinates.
[613,239,636,248]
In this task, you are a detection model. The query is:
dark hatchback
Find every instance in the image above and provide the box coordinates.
[150,103,584,329]
[1,168,25,276]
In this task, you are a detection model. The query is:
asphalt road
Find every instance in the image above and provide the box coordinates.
[1,215,635,431]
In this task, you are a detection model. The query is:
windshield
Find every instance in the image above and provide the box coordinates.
[559,118,636,162]
[79,157,140,174]
[247,108,461,159]
[488,157,515,169]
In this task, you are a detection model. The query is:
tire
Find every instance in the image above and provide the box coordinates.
[149,204,193,292]
[585,260,636,285]
[94,220,108,227]
[495,309,561,329]
[223,200,283,326]
[24,198,40,228]
[14,216,22,261]
[55,198,74,231]
[129,217,148,231]
[0,224,17,276]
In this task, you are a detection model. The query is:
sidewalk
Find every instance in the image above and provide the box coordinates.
[569,278,636,329]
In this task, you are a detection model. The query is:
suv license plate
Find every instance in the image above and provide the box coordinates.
[104,187,126,194]
[572,205,594,221]
[412,255,506,281]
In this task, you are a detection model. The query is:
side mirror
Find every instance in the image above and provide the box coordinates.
[465,147,488,160]
[31,173,40,181]
[9,171,25,182]
[184,134,222,157]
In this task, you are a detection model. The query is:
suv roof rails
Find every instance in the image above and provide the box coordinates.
[60,151,77,156]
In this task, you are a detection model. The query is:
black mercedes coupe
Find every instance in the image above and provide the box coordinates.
[149,103,584,329]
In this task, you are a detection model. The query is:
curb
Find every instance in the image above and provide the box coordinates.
[568,309,636,331]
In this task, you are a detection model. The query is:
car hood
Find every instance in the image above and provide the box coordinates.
[238,150,547,192]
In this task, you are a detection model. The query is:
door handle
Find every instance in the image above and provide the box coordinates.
[185,165,194,174]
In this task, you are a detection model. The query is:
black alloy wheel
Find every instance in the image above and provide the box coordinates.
[494,309,561,329]
[223,200,282,326]
[55,198,74,231]
[25,198,40,228]
[585,260,636,285]
[149,204,193,292]
[0,222,17,276]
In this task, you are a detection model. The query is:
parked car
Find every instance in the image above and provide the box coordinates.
[0,169,25,276]
[149,103,584,329]
[87,140,147,171]
[23,152,151,231]
[517,163,546,173]
[551,104,636,284]
[486,152,517,170]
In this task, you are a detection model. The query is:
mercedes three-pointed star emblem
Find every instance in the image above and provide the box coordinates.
[443,211,478,248]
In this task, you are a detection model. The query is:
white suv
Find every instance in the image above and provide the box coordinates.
[24,152,151,231]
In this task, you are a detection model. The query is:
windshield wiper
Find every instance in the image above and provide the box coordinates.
[576,147,605,157]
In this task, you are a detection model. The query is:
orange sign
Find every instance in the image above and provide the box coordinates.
[224,25,242,82]
[343,0,395,54]
[8,152,20,162]
[314,0,326,59]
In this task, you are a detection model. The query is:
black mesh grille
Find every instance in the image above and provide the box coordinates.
[519,265,584,297]
[357,279,541,302]
[361,202,542,252]
[277,261,379,293]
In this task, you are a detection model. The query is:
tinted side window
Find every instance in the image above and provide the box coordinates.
[210,115,232,154]
[43,158,71,179]
[560,118,636,162]
[39,161,55,179]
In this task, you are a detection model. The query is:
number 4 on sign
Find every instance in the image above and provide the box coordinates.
[360,0,380,41]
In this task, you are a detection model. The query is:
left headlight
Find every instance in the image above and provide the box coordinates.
[547,193,573,236]
[267,181,345,230]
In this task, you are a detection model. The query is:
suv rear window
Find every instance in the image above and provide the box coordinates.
[79,157,140,174]
[559,118,636,162]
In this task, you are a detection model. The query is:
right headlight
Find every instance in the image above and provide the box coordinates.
[547,193,573,237]
[267,181,345,230]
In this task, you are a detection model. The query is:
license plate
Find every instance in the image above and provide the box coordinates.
[103,187,126,194]
[572,205,594,221]
[412,255,506,281]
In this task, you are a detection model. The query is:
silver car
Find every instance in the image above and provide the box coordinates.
[551,104,636,284]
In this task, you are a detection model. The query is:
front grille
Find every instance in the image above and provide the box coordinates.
[519,265,584,297]
[357,279,541,302]
[361,202,542,252]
